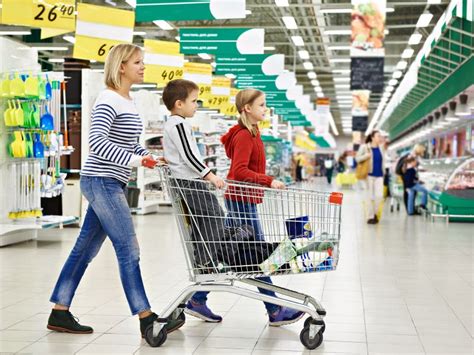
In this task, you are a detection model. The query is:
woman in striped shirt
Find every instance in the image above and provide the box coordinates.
[47,44,183,339]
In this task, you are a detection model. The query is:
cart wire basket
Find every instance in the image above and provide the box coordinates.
[144,166,343,350]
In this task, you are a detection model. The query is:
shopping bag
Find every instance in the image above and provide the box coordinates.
[355,158,370,180]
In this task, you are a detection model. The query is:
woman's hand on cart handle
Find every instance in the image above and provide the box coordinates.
[206,173,225,189]
[152,155,168,166]
[271,180,286,189]
[141,155,159,169]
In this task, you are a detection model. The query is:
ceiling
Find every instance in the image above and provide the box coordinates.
[0,0,451,134]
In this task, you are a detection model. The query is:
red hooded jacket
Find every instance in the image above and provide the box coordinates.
[221,123,274,203]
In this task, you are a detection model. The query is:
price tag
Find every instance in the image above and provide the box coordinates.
[147,66,184,85]
[74,36,124,62]
[144,40,184,85]
[258,120,271,130]
[221,103,238,116]
[208,95,230,109]
[32,0,75,30]
[1,0,34,26]
[198,84,212,99]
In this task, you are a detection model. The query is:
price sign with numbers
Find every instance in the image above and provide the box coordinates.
[184,63,212,92]
[144,40,184,85]
[73,3,134,62]
[32,0,75,30]
[221,103,238,116]
[208,95,230,109]
[198,84,212,99]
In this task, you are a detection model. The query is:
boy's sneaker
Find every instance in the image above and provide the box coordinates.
[184,300,222,322]
[47,309,93,334]
[140,312,185,338]
[268,307,304,327]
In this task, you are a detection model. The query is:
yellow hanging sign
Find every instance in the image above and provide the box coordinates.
[198,84,212,99]
[207,95,230,109]
[1,0,34,26]
[32,0,75,30]
[144,40,184,85]
[220,103,238,116]
[73,3,135,62]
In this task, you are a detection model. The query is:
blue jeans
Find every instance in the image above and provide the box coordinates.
[192,199,279,314]
[407,183,428,215]
[50,176,151,315]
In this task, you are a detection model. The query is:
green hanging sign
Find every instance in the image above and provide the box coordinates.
[215,54,284,75]
[136,0,246,22]
[179,28,264,55]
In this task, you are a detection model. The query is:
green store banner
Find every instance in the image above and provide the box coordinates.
[290,120,311,127]
[215,54,284,75]
[179,28,264,55]
[136,0,246,22]
[235,74,278,91]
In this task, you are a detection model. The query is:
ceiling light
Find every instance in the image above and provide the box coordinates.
[314,87,323,93]
[298,50,310,59]
[388,79,398,86]
[320,9,352,14]
[307,71,317,79]
[386,86,394,92]
[341,116,352,120]
[328,45,351,50]
[133,31,147,36]
[335,84,350,89]
[408,32,423,45]
[401,48,414,58]
[324,30,351,35]
[291,36,305,46]
[333,77,350,82]
[455,94,470,116]
[125,0,136,7]
[198,53,212,60]
[392,70,403,79]
[245,10,252,15]
[337,96,352,100]
[63,36,75,44]
[275,0,289,6]
[396,60,408,70]
[264,46,276,51]
[48,58,65,63]
[317,92,325,98]
[225,73,236,79]
[427,0,442,4]
[416,11,433,28]
[153,20,174,30]
[332,69,351,74]
[330,58,351,63]
[32,46,68,51]
[311,80,319,86]
[175,36,180,42]
[303,61,314,70]
[0,30,32,35]
[445,101,459,121]
[282,16,298,29]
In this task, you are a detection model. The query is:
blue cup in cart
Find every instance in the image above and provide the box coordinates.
[285,215,313,239]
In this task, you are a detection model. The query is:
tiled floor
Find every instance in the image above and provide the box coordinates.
[0,181,472,354]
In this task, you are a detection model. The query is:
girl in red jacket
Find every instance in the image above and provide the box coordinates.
[221,88,303,326]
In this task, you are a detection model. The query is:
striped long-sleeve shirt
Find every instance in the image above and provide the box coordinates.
[163,115,210,179]
[81,90,149,184]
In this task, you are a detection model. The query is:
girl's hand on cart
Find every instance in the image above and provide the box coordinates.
[271,180,286,189]
[141,155,158,169]
[210,175,225,189]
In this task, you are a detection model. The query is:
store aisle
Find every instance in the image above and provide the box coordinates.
[0,182,472,355]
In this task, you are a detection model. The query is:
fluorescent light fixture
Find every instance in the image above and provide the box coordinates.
[342,123,352,128]
[416,11,433,28]
[386,86,394,92]
[392,70,403,79]
[396,60,408,70]
[333,77,350,82]
[311,80,319,86]
[0,30,31,35]
[307,71,317,79]
[48,58,65,63]
[330,58,351,63]
[320,9,352,14]
[153,20,173,30]
[341,116,352,120]
[328,45,351,50]
[264,46,276,51]
[408,32,423,45]
[198,53,212,60]
[303,61,314,70]
[63,36,75,44]
[275,0,289,6]
[332,69,351,74]
[455,94,470,116]
[125,0,136,7]
[337,96,353,99]
[298,50,310,59]
[382,92,391,98]
[314,87,323,93]
[401,48,414,58]
[388,79,398,86]
[245,10,252,15]
[291,36,304,46]
[324,30,351,35]
[32,46,68,51]
[427,0,442,4]
[317,92,325,98]
[282,16,298,29]
[133,31,147,36]
[335,84,350,89]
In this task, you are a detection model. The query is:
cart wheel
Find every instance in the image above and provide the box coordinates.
[144,324,167,348]
[303,317,325,333]
[300,326,323,350]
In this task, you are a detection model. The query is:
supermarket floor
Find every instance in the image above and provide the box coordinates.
[0,180,473,355]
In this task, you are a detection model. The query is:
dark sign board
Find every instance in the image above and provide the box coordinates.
[350,57,384,93]
[352,116,368,132]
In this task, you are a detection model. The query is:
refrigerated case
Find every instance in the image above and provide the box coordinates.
[419,156,474,222]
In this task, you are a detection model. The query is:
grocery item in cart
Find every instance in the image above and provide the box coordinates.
[285,215,313,239]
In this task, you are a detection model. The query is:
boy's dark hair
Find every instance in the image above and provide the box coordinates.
[162,79,199,111]
[406,156,417,164]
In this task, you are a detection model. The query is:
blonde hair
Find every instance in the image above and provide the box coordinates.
[413,143,426,156]
[235,88,265,136]
[104,44,142,90]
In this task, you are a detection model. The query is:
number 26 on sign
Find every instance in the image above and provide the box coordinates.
[32,0,76,30]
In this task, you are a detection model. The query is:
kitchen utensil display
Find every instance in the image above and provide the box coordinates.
[25,74,39,98]
[40,105,54,130]
[10,73,25,97]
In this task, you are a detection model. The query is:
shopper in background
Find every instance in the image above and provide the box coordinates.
[47,44,184,338]
[356,130,385,224]
[161,79,225,323]
[337,153,347,173]
[295,152,304,182]
[403,156,428,215]
[221,88,304,326]
[324,157,335,184]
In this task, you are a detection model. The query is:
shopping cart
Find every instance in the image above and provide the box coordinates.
[144,166,343,350]
[390,176,404,212]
